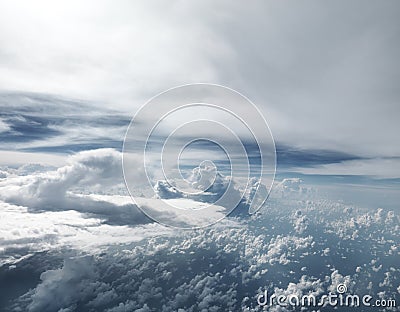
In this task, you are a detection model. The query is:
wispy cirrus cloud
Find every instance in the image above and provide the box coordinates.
[0,93,129,164]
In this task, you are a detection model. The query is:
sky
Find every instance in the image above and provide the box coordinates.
[0,0,399,177]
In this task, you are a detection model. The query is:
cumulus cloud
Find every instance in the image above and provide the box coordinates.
[4,192,399,311]
[268,275,325,312]
[154,180,184,200]
[27,256,98,312]
[291,210,309,235]
[0,148,150,226]
[328,270,353,294]
[275,178,307,195]
[155,163,244,208]
[265,235,314,266]
[150,162,269,226]
[0,147,258,230]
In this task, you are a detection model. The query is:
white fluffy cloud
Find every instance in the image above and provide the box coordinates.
[0,148,150,226]
[0,147,260,229]
[28,256,98,312]
[154,164,244,208]
[1,148,122,195]
[0,141,397,312]
[265,235,314,266]
[3,190,399,312]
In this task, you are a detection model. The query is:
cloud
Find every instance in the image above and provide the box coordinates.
[0,118,11,133]
[0,201,174,267]
[0,1,225,107]
[4,191,399,311]
[1,91,397,182]
[0,148,151,226]
[0,150,66,168]
[0,3,399,310]
[150,163,266,226]
[0,1,400,161]
[0,1,399,160]
[274,178,315,199]
[0,147,253,229]
[289,157,400,179]
[155,163,243,206]
[328,270,353,294]
[27,256,98,312]
[268,275,325,312]
[291,210,309,235]
[265,235,314,266]
[216,1,400,158]
[0,93,129,159]
[154,180,184,200]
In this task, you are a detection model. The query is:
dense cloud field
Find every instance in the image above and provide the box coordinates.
[0,150,398,311]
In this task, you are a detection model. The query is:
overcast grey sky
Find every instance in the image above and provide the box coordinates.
[0,1,399,174]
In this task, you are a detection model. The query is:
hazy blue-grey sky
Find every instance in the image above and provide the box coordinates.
[0,0,399,177]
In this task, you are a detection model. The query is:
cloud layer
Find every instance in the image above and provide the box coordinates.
[3,195,398,311]
[0,1,399,159]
